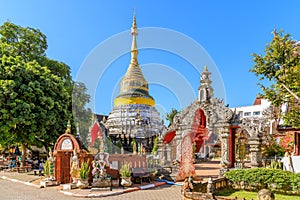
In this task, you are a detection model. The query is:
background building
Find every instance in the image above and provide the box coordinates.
[230,97,271,119]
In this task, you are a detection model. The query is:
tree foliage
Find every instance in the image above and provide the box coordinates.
[0,22,72,150]
[72,82,93,146]
[251,30,300,128]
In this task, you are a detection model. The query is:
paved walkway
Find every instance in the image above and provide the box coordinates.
[0,160,221,199]
[195,160,221,180]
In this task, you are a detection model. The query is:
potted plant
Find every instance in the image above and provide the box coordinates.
[77,160,90,189]
[119,163,132,186]
[43,160,50,178]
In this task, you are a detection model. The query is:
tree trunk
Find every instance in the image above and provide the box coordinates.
[21,144,27,167]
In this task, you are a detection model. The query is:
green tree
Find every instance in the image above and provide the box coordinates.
[0,22,72,163]
[165,108,179,127]
[251,30,300,128]
[72,82,93,146]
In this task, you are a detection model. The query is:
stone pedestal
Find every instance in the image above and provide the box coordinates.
[249,137,262,167]
[40,180,58,188]
[77,179,89,189]
[92,179,111,187]
[62,183,77,190]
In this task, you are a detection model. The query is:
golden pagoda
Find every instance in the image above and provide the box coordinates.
[104,10,162,152]
[114,11,155,107]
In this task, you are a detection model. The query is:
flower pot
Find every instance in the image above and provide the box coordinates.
[77,179,89,189]
[121,177,132,187]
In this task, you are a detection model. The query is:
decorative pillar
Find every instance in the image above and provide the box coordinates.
[165,145,171,165]
[207,177,214,194]
[157,139,166,165]
[219,127,230,176]
[249,136,262,167]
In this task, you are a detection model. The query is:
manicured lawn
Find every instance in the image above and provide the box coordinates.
[216,190,300,200]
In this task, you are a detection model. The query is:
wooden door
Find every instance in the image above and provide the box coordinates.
[61,152,71,184]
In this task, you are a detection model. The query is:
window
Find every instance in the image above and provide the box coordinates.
[244,112,251,117]
[238,111,243,117]
[253,111,261,116]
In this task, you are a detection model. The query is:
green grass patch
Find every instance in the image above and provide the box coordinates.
[216,189,300,200]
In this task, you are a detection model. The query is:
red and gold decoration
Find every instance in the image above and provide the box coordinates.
[177,108,208,181]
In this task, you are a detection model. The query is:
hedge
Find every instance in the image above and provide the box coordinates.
[225,168,300,194]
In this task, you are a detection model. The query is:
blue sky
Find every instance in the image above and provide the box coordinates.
[1,1,300,118]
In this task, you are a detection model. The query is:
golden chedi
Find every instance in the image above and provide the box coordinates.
[105,11,162,151]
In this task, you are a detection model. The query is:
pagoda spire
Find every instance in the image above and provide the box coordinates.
[113,9,155,107]
[198,66,214,103]
[130,8,139,66]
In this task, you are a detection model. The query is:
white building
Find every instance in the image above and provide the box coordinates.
[230,97,271,119]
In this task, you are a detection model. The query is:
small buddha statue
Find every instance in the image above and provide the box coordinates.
[70,149,79,184]
[48,149,54,180]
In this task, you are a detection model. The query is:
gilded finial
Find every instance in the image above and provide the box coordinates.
[130,8,138,66]
[131,8,138,36]
[204,65,208,72]
[66,120,71,134]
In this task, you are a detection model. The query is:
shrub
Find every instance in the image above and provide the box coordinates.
[225,168,300,194]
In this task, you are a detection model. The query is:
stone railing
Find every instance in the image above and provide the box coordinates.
[183,177,237,200]
[146,154,160,169]
[213,177,230,191]
[191,177,230,193]
[183,177,275,200]
[108,154,147,170]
